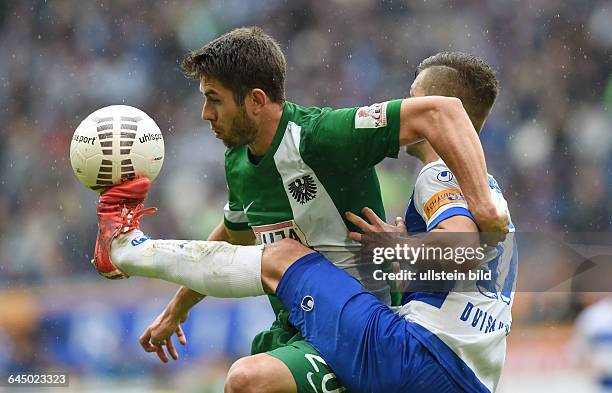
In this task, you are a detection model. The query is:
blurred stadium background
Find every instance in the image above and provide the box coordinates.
[0,0,611,392]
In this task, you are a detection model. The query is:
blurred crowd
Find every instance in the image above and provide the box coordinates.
[0,0,610,387]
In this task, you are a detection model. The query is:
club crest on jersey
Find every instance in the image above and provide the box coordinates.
[436,170,453,182]
[301,296,314,311]
[288,175,317,204]
[354,102,388,128]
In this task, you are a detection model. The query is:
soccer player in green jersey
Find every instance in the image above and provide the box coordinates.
[93,27,507,393]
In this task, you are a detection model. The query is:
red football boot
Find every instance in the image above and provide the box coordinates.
[92,177,157,279]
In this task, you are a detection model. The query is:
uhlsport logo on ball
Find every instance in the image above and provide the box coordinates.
[70,105,165,193]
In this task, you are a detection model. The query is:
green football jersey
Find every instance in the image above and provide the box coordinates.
[224,100,402,305]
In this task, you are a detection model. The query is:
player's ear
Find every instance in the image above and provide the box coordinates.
[248,88,267,115]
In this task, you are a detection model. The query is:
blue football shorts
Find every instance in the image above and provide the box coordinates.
[275,252,476,393]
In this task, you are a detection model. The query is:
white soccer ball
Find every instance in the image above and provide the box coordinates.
[70,105,164,193]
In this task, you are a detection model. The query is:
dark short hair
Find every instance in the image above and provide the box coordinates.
[416,52,499,132]
[181,26,286,104]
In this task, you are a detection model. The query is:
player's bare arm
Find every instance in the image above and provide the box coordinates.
[397,96,507,235]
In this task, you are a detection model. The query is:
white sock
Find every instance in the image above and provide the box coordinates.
[110,230,265,298]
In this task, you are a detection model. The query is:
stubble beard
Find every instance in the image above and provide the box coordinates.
[223,105,258,148]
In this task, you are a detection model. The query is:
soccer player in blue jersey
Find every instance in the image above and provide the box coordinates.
[343,52,518,392]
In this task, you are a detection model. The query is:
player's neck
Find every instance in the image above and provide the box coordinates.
[248,102,284,156]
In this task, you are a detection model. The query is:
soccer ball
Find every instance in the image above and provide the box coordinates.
[70,105,164,193]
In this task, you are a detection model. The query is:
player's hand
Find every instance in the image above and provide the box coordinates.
[345,207,408,243]
[139,307,188,363]
[471,204,510,244]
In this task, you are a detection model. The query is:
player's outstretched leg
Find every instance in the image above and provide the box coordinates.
[94,178,266,298]
[111,229,266,298]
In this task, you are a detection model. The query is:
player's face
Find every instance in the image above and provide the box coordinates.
[200,78,258,148]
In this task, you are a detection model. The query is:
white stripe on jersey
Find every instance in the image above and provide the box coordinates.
[273,121,390,303]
